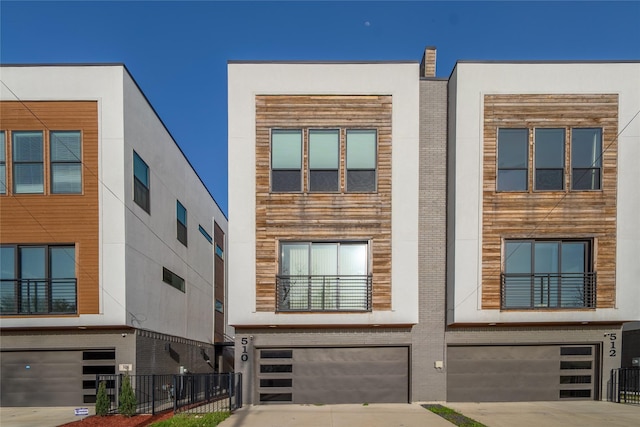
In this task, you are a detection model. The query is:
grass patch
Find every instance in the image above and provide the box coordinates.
[422,404,487,427]
[150,411,230,427]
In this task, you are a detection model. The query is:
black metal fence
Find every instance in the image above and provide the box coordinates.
[500,272,596,309]
[96,373,242,415]
[608,368,640,404]
[276,275,372,312]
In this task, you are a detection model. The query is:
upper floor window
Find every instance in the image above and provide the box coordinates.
[497,129,528,191]
[50,131,82,194]
[0,131,6,194]
[133,151,150,213]
[215,243,224,259]
[162,267,185,293]
[13,131,44,194]
[571,128,602,190]
[177,200,187,246]
[501,239,595,309]
[198,225,213,244]
[346,130,377,192]
[271,129,302,192]
[0,244,76,315]
[308,129,339,192]
[534,129,565,191]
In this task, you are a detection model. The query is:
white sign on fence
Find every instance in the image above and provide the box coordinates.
[74,408,89,416]
[119,363,133,372]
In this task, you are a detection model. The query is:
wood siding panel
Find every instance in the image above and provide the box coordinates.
[255,95,392,312]
[482,94,618,310]
[0,101,99,315]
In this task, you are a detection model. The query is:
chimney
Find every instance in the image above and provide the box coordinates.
[420,46,437,78]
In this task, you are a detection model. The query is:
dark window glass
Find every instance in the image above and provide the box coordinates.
[561,347,592,356]
[309,129,339,192]
[572,128,602,190]
[83,365,116,375]
[83,395,97,404]
[13,131,44,194]
[177,201,187,246]
[0,131,6,194]
[50,131,82,194]
[0,246,17,314]
[261,350,293,359]
[560,361,592,370]
[346,130,376,192]
[497,129,528,191]
[259,393,292,402]
[309,170,339,192]
[133,151,150,213]
[560,375,591,384]
[535,129,564,190]
[50,246,76,313]
[271,130,302,192]
[83,351,116,360]
[559,389,591,398]
[260,378,293,388]
[260,364,292,373]
[163,267,185,292]
[215,244,224,259]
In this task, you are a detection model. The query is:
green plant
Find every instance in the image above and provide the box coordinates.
[95,381,110,416]
[422,404,487,427]
[150,412,230,426]
[118,374,137,417]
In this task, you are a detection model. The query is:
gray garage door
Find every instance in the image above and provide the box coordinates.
[447,345,597,402]
[257,347,409,404]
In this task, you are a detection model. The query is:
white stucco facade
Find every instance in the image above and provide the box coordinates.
[228,62,420,326]
[447,62,640,325]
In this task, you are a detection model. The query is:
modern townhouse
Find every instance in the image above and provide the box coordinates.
[445,60,640,401]
[0,64,228,407]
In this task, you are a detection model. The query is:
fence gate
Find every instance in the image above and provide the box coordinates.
[608,368,640,404]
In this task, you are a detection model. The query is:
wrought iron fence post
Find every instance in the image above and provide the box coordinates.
[172,375,178,412]
[151,374,156,415]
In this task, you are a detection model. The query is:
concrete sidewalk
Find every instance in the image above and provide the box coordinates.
[217,403,453,427]
[0,406,94,427]
[446,401,640,427]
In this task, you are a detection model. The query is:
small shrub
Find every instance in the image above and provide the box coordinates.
[119,374,137,417]
[95,381,110,416]
[150,411,230,426]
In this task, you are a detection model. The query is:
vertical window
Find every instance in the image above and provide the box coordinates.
[0,246,16,313]
[50,131,82,194]
[133,151,150,213]
[13,131,44,194]
[535,129,565,191]
[497,129,528,191]
[49,246,76,313]
[346,130,377,192]
[308,129,339,192]
[0,131,6,194]
[177,200,187,246]
[271,130,302,192]
[572,128,602,190]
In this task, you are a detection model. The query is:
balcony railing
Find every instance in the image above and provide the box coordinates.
[276,275,372,312]
[501,272,596,309]
[0,278,77,315]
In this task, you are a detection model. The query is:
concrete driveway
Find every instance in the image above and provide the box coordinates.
[0,406,94,427]
[446,401,640,427]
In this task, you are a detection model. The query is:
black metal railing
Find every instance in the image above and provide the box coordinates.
[276,275,372,312]
[608,368,640,404]
[0,278,77,315]
[96,373,242,415]
[501,272,596,309]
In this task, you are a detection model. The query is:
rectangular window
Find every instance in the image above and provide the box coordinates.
[176,200,187,246]
[215,244,224,259]
[277,241,371,311]
[13,131,44,194]
[50,131,82,194]
[535,128,565,190]
[572,128,602,190]
[346,130,377,192]
[497,129,528,191]
[0,244,76,315]
[271,129,302,192]
[0,131,6,194]
[308,129,339,192]
[198,225,213,244]
[502,240,594,309]
[162,267,185,292]
[133,151,150,213]
[215,299,224,313]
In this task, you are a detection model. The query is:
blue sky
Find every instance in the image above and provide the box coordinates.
[2,1,639,214]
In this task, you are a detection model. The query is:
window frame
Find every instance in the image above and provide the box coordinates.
[50,130,82,194]
[12,131,44,194]
[162,267,185,293]
[270,129,303,193]
[534,128,565,192]
[308,128,340,192]
[0,131,6,194]
[571,128,603,191]
[176,200,187,247]
[345,129,378,193]
[496,128,529,192]
[133,151,150,213]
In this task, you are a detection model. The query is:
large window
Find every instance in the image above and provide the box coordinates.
[0,131,6,194]
[50,131,82,194]
[502,240,595,309]
[133,151,150,213]
[271,129,302,192]
[308,129,339,192]
[0,245,76,315]
[346,130,377,192]
[497,129,528,191]
[12,131,44,194]
[177,200,187,246]
[572,128,602,190]
[535,129,565,191]
[277,242,371,311]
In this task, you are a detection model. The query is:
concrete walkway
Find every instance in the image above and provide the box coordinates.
[446,401,640,427]
[217,403,453,427]
[0,406,94,427]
